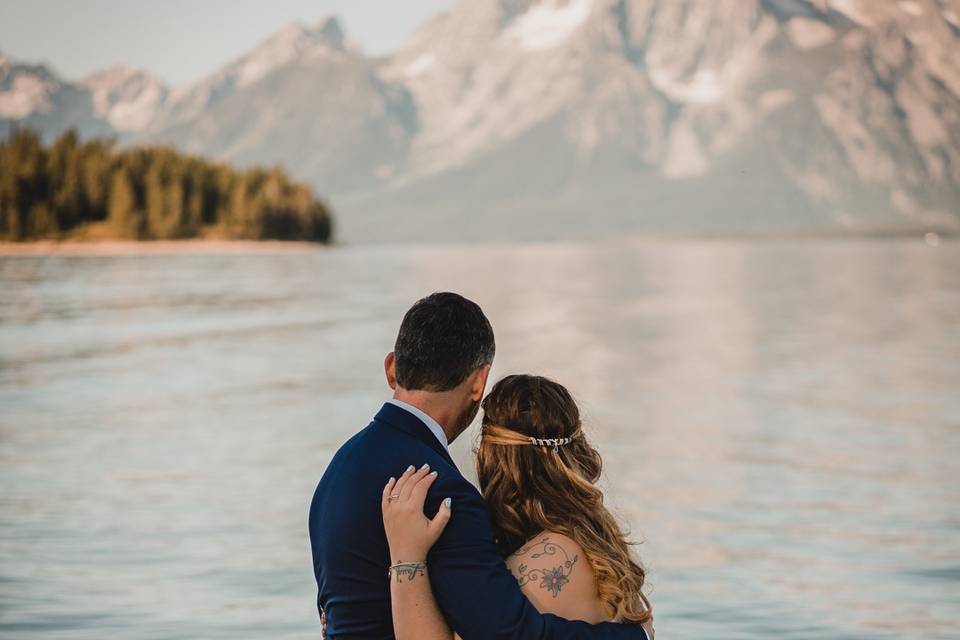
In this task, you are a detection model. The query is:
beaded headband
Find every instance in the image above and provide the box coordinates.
[481,423,583,452]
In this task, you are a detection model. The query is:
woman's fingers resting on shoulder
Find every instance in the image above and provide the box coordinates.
[381,463,452,561]
[408,470,450,538]
[394,465,418,494]
[400,464,431,500]
[381,475,398,509]
[411,468,439,503]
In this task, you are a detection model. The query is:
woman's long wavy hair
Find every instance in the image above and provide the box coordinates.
[476,374,651,624]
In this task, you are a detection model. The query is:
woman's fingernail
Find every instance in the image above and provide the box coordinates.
[430,471,438,477]
[406,465,415,473]
[388,477,395,484]
[444,497,452,509]
[420,463,430,471]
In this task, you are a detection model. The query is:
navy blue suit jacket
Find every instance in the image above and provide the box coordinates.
[309,402,646,639]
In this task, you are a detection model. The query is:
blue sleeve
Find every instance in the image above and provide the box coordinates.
[425,473,646,640]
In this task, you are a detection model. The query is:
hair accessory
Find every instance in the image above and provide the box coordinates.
[528,435,578,447]
[481,424,583,453]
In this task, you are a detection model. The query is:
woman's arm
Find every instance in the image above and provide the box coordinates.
[381,465,454,640]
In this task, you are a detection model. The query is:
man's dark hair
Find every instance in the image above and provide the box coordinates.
[394,292,496,392]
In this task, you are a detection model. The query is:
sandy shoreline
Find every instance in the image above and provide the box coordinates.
[0,240,326,256]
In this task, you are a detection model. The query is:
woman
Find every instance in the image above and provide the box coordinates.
[381,374,654,639]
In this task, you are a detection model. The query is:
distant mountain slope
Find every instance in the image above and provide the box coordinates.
[140,17,417,196]
[343,0,959,239]
[2,1,958,240]
[150,17,348,132]
[0,52,112,141]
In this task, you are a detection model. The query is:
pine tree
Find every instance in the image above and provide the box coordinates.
[48,129,83,231]
[184,169,205,234]
[145,162,166,239]
[80,140,113,221]
[108,166,143,239]
[9,130,47,239]
[165,174,185,239]
[0,139,20,239]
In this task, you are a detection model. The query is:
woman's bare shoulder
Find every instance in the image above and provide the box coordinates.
[505,531,607,622]
[506,532,583,588]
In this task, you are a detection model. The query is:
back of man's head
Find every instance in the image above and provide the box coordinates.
[394,292,495,392]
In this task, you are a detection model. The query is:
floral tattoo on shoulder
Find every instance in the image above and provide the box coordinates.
[511,537,579,597]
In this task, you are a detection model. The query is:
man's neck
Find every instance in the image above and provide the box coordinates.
[392,391,458,443]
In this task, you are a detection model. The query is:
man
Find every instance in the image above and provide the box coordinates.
[309,292,645,639]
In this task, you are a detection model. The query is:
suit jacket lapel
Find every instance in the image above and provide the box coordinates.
[374,402,457,468]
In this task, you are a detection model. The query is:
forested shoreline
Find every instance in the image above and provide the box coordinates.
[0,129,333,243]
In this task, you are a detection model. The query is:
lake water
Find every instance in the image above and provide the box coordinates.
[1,239,958,639]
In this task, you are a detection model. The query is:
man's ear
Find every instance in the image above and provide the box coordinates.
[471,364,491,401]
[384,352,397,390]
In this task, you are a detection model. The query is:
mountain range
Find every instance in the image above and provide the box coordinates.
[2,0,959,241]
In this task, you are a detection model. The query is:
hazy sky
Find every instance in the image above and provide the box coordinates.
[0,0,457,85]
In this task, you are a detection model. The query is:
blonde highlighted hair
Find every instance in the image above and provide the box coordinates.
[476,374,652,624]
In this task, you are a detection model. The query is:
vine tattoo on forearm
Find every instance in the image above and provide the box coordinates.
[511,537,579,597]
[388,561,428,583]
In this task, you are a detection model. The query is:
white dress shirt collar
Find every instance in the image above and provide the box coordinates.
[387,399,449,452]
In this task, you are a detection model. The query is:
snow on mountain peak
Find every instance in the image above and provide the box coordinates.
[79,66,169,132]
[500,0,594,51]
[403,52,437,77]
[897,1,923,18]
[0,74,54,119]
[648,66,723,105]
[0,56,61,119]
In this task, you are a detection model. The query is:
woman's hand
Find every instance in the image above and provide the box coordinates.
[382,464,452,563]
[382,465,455,640]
